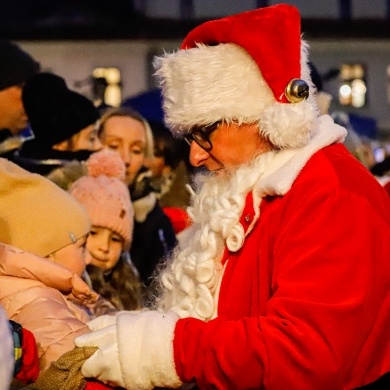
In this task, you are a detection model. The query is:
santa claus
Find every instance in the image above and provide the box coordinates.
[76,4,390,390]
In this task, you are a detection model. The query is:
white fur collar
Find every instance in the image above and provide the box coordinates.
[156,115,347,321]
[255,115,347,197]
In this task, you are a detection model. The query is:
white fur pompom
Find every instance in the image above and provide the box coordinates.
[261,101,316,149]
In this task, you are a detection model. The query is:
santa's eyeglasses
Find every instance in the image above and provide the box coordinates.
[183,122,221,152]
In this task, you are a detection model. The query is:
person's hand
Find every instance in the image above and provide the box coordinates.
[76,321,123,387]
[86,313,119,330]
[86,310,141,330]
[75,310,182,390]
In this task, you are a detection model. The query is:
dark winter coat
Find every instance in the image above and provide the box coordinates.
[10,139,93,176]
[129,167,177,288]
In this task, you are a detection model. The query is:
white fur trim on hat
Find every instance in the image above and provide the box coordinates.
[155,42,317,149]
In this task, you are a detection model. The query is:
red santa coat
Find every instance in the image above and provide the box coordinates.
[174,144,390,389]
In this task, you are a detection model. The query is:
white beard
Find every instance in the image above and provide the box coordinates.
[154,114,347,321]
[156,151,277,321]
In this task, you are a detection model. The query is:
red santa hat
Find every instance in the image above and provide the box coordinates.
[154,4,318,149]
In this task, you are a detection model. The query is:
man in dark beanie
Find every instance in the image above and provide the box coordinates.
[11,72,102,176]
[0,39,40,152]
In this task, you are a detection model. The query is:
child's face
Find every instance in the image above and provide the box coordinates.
[86,226,123,271]
[49,235,91,277]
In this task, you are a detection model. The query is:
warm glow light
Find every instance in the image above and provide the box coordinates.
[105,68,121,84]
[351,79,367,95]
[339,84,351,97]
[105,85,121,107]
[351,79,366,108]
[338,63,367,108]
[92,67,122,107]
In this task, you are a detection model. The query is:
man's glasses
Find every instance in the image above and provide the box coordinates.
[183,122,221,152]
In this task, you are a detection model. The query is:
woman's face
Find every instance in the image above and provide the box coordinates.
[99,116,146,185]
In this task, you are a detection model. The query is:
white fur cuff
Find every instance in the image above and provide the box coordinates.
[117,310,182,390]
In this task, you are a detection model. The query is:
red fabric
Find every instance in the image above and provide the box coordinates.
[15,328,40,384]
[85,380,118,389]
[383,180,390,197]
[163,207,191,234]
[180,4,301,103]
[173,144,390,389]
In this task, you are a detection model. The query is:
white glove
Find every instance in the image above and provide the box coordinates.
[86,312,124,329]
[75,310,183,390]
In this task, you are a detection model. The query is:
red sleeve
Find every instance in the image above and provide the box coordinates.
[15,328,40,384]
[173,150,390,389]
[383,181,390,197]
[85,379,118,389]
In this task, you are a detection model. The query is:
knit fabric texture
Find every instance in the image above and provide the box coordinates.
[22,72,99,146]
[0,39,40,91]
[25,347,98,390]
[0,158,90,257]
[70,149,133,250]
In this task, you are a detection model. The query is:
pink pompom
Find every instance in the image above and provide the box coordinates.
[86,149,126,181]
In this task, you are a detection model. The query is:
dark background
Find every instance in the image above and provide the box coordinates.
[1,0,390,40]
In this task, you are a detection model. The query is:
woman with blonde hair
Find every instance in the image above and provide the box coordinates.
[98,107,177,290]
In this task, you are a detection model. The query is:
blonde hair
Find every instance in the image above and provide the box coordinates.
[98,107,154,159]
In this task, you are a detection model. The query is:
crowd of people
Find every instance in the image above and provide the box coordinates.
[0,3,390,390]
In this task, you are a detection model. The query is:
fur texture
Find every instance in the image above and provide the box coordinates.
[155,42,317,149]
[155,116,347,321]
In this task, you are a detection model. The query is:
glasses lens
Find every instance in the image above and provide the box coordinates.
[192,130,212,151]
[184,122,220,151]
[184,134,193,146]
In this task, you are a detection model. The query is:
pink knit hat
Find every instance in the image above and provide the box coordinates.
[69,149,134,250]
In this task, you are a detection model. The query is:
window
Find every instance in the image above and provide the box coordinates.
[338,63,367,108]
[92,67,122,107]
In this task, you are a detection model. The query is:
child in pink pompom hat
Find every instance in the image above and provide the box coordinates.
[70,149,143,311]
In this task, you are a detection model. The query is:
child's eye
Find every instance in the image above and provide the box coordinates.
[111,235,122,243]
[89,230,97,236]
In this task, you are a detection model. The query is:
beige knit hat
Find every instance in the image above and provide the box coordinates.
[0,158,90,257]
[69,149,134,250]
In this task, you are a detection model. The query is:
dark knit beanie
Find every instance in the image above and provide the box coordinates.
[0,39,40,91]
[22,72,99,146]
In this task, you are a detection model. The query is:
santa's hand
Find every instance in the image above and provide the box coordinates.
[74,323,122,386]
[85,313,122,331]
[75,310,183,390]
